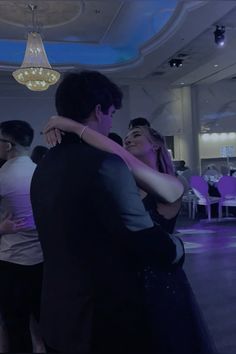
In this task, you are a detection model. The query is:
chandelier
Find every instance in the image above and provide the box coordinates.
[12,4,60,91]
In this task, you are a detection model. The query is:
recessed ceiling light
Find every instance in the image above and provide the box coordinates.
[169,58,183,68]
[214,25,225,46]
[214,64,219,67]
[180,82,185,85]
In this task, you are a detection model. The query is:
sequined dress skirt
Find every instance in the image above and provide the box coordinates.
[143,266,217,353]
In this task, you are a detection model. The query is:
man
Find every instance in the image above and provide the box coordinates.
[0,120,43,352]
[31,71,184,353]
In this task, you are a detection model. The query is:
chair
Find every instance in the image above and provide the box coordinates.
[216,176,236,218]
[190,176,221,220]
[181,190,198,219]
[220,165,229,176]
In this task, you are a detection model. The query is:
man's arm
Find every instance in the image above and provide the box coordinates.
[91,154,184,267]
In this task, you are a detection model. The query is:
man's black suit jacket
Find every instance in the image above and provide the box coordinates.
[30,134,184,353]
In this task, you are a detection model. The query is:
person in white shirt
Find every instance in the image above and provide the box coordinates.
[202,164,222,184]
[0,120,43,353]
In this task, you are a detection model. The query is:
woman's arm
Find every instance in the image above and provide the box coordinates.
[43,116,184,203]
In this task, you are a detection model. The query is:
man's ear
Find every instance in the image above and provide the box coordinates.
[6,142,13,152]
[94,104,102,122]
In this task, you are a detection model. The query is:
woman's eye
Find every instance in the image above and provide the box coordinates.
[133,133,141,138]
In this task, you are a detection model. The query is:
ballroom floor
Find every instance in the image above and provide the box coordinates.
[176,213,236,354]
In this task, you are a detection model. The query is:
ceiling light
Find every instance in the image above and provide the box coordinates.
[12,4,60,91]
[211,133,219,141]
[169,58,183,68]
[219,133,227,140]
[201,134,210,141]
[214,25,225,47]
[214,64,218,67]
[228,132,236,139]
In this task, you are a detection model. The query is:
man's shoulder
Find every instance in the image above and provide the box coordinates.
[67,142,122,164]
[36,142,125,176]
[85,146,126,172]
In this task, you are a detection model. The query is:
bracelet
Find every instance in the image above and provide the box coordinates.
[79,125,88,140]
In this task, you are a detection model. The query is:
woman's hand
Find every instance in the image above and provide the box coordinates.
[44,116,79,134]
[43,116,82,147]
[0,215,28,235]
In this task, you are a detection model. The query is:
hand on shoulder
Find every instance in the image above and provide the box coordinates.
[43,115,82,147]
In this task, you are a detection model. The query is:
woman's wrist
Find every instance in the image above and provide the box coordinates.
[73,122,86,139]
[79,125,88,140]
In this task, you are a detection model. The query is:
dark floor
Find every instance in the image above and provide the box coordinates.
[176,213,236,354]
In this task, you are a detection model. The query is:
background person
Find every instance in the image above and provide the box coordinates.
[0,120,43,353]
[108,132,123,146]
[128,117,151,129]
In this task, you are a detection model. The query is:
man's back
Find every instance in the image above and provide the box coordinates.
[31,134,150,353]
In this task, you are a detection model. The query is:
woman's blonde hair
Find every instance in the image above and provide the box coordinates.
[135,126,175,176]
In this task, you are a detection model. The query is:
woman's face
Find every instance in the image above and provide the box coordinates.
[124,127,157,159]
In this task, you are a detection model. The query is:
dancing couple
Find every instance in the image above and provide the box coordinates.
[31,70,216,353]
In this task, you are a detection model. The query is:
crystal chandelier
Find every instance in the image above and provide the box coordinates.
[12,4,60,91]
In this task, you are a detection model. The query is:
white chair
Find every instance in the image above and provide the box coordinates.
[190,176,221,220]
[182,190,198,219]
[217,176,236,218]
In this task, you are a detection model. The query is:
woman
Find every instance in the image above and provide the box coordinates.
[124,126,216,353]
[123,126,182,232]
[43,116,216,353]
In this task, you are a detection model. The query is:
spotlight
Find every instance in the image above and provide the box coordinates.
[169,58,183,68]
[214,25,225,46]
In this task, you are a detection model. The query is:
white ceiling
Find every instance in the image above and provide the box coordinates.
[0,0,236,86]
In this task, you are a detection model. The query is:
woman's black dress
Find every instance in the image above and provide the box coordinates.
[142,194,217,353]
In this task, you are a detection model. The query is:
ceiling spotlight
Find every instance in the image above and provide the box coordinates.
[169,58,183,68]
[214,25,225,46]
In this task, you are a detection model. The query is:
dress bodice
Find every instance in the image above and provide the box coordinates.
[142,193,178,234]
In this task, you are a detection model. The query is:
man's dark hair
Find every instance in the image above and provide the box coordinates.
[108,132,123,146]
[0,120,34,147]
[128,117,150,129]
[55,70,123,122]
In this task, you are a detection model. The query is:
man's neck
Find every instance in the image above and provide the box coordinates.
[87,121,103,135]
[7,150,28,161]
